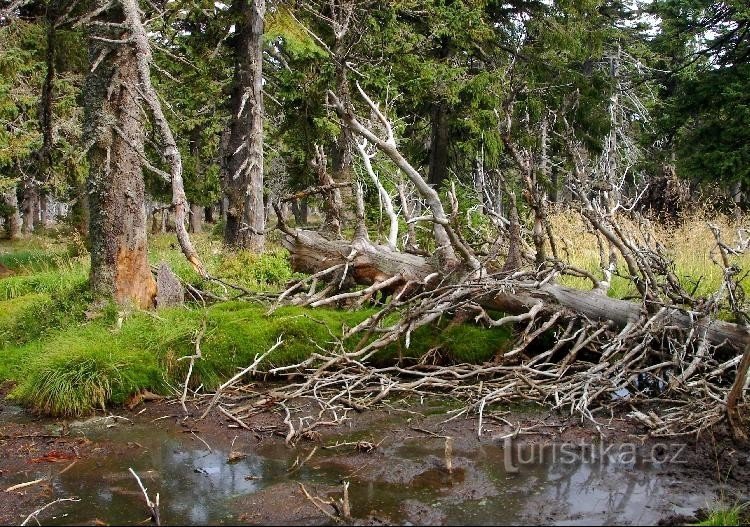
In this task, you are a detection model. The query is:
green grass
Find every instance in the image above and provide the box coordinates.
[0,294,514,416]
[697,504,747,526]
[8,215,744,417]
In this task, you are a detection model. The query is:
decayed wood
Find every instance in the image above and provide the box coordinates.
[282,229,750,350]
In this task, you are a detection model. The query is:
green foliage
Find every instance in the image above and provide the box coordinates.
[0,20,45,168]
[215,248,300,290]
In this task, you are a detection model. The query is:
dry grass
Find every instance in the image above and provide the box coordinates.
[549,209,750,298]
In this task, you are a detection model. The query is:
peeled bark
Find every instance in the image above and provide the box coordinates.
[282,229,750,351]
[223,0,265,251]
[84,7,156,309]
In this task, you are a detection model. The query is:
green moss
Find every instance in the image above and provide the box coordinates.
[2,298,516,416]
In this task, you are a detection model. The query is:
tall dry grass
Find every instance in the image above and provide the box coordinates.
[549,208,750,299]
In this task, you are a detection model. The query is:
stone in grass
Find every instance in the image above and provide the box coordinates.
[155,262,184,307]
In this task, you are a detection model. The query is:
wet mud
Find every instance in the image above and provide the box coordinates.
[1,389,747,525]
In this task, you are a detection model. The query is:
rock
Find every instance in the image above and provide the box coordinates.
[155,262,184,308]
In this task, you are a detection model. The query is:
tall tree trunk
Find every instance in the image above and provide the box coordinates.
[330,39,353,213]
[39,192,50,228]
[84,7,156,309]
[312,145,342,238]
[189,203,202,233]
[223,0,265,251]
[189,128,202,234]
[428,100,450,188]
[20,181,38,235]
[1,186,21,240]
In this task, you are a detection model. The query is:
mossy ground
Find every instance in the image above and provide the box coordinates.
[0,231,512,416]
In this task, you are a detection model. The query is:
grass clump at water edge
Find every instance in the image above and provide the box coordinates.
[4,301,515,416]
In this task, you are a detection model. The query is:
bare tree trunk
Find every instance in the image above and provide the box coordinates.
[189,203,202,233]
[331,40,354,213]
[223,0,265,252]
[1,186,21,239]
[397,180,418,252]
[39,192,51,228]
[428,101,450,188]
[312,145,342,238]
[20,181,38,235]
[84,6,156,309]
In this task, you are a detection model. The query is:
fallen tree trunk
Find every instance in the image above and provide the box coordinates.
[282,228,750,350]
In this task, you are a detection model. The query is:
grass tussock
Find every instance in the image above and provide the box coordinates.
[697,503,748,526]
[1,297,513,416]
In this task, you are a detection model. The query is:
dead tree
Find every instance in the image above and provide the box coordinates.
[269,85,750,438]
[311,144,343,238]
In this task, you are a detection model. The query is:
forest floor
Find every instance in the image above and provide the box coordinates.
[1,383,749,526]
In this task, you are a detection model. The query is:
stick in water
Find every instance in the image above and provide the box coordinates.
[129,468,160,525]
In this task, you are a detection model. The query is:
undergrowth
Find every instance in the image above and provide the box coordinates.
[0,296,512,416]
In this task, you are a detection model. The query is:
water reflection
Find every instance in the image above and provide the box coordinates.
[21,420,708,525]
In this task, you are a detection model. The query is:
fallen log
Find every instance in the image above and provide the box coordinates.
[282,228,750,350]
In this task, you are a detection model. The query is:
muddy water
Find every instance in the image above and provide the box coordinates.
[7,412,710,526]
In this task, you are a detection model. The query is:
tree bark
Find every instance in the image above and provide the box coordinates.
[84,5,156,309]
[223,0,265,251]
[189,202,202,233]
[330,39,354,213]
[1,186,21,239]
[20,181,38,235]
[727,343,750,441]
[428,101,450,188]
[312,145,342,238]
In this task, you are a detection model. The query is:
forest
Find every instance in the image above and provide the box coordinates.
[0,0,749,525]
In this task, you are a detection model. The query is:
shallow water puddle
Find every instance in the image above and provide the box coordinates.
[16,418,709,525]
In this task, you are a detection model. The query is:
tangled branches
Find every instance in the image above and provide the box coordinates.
[243,84,750,440]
